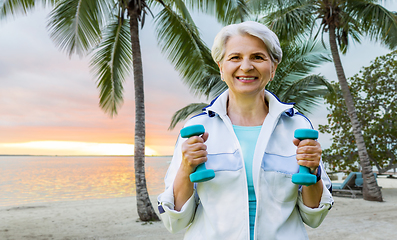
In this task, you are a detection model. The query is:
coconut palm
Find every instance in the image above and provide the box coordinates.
[252,0,397,201]
[0,0,250,220]
[1,0,158,221]
[168,39,334,129]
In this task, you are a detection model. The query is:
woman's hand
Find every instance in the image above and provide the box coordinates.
[293,138,322,174]
[180,132,209,175]
[173,132,209,211]
[293,138,323,208]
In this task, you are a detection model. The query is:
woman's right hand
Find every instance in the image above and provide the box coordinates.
[174,132,209,211]
[180,132,209,175]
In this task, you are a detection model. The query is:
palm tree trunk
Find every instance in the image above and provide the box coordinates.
[328,25,382,201]
[129,9,160,221]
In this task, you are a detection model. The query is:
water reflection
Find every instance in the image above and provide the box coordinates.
[0,156,170,207]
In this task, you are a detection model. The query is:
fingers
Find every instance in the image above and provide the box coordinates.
[181,133,209,173]
[294,139,322,169]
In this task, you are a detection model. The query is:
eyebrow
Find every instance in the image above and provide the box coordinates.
[252,52,268,56]
[227,51,268,57]
[227,52,240,57]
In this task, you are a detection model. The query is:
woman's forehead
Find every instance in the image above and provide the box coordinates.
[224,34,269,54]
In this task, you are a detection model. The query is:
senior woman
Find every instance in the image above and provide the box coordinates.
[158,21,333,240]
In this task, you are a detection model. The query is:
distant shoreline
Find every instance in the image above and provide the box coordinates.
[0,155,173,157]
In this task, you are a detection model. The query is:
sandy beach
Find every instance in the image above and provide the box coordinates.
[1,176,396,240]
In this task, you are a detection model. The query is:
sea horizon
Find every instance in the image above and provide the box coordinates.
[0,154,173,157]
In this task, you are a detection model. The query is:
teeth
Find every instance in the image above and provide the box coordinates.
[238,77,255,80]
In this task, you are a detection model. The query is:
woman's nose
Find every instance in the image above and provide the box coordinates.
[240,59,254,72]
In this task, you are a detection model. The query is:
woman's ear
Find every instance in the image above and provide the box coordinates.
[218,62,224,81]
[271,62,278,80]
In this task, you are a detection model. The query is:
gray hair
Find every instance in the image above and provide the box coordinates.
[211,21,282,64]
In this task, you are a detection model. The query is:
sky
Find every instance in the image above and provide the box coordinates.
[0,2,396,156]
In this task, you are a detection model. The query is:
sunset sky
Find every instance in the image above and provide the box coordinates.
[1,2,396,156]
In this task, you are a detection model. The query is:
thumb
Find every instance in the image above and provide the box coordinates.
[292,138,300,147]
[202,132,209,142]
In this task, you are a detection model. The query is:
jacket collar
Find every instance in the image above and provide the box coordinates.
[203,89,295,118]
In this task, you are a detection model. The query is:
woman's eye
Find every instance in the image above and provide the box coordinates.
[254,55,264,60]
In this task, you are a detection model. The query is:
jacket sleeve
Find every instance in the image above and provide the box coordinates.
[297,162,334,228]
[157,135,199,233]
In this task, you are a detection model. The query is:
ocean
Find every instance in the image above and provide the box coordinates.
[0,156,171,207]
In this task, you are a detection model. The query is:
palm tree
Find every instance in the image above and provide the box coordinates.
[253,0,397,201]
[1,0,160,221]
[168,38,334,129]
[0,0,253,221]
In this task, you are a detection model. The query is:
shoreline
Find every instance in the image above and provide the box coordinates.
[1,178,396,240]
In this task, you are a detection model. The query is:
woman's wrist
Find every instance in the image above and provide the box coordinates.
[310,166,322,182]
[174,167,194,211]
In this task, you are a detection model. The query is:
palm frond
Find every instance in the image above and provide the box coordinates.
[47,0,108,57]
[183,0,250,24]
[90,16,132,117]
[0,0,56,19]
[169,0,196,29]
[259,0,316,43]
[169,103,208,130]
[198,74,228,99]
[280,74,334,114]
[264,39,333,115]
[267,39,331,96]
[334,8,363,54]
[154,4,220,98]
[248,0,300,13]
[246,0,274,14]
[146,0,163,8]
[352,1,397,49]
[0,0,34,19]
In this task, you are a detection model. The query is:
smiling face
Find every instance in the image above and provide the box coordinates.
[218,34,277,98]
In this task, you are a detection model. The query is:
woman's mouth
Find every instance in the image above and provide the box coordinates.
[236,76,257,82]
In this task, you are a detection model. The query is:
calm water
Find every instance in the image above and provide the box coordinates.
[0,156,171,207]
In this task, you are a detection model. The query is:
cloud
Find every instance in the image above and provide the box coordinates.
[1,3,396,156]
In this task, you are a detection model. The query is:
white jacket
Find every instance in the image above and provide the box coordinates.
[158,90,334,240]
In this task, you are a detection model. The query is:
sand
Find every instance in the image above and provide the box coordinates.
[1,176,396,240]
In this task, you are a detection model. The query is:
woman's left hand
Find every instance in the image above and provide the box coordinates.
[293,138,322,173]
[294,138,323,208]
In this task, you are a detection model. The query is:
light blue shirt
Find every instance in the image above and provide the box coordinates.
[233,125,262,240]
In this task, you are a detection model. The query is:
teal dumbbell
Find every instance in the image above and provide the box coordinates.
[180,125,215,183]
[291,129,319,186]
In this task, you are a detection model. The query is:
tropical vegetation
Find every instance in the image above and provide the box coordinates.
[319,50,397,175]
[250,0,397,202]
[0,0,259,222]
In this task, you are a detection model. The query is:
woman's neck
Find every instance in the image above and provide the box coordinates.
[227,91,269,126]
